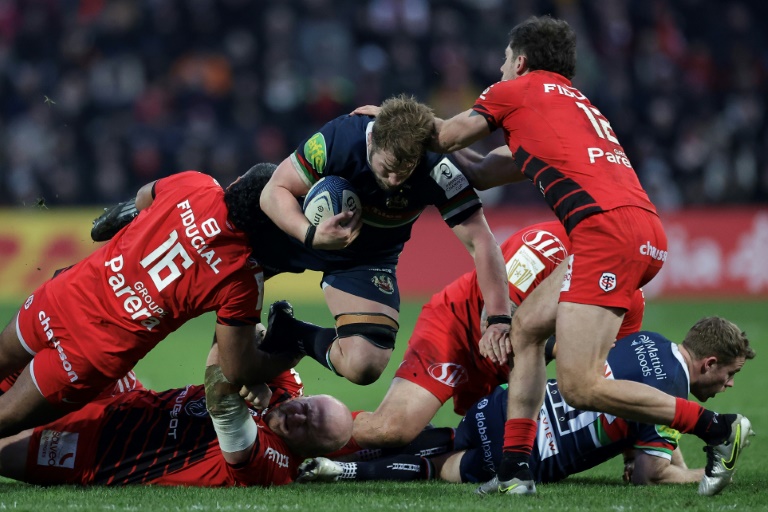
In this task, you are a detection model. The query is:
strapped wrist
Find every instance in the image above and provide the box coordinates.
[304,224,317,248]
[486,314,512,326]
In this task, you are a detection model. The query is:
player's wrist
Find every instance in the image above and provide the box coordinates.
[486,314,512,326]
[304,224,317,248]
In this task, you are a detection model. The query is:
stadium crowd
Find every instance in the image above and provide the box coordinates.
[1,0,766,208]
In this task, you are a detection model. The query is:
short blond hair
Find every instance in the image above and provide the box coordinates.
[371,94,434,173]
[682,317,755,364]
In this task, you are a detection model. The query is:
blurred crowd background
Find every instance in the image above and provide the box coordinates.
[1,0,766,209]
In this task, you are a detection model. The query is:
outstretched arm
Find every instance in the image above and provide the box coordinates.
[431,109,491,153]
[631,451,703,485]
[451,146,524,190]
[451,209,512,363]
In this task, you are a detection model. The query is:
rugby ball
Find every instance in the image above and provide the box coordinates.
[303,176,361,226]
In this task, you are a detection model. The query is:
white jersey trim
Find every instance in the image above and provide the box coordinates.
[16,313,36,356]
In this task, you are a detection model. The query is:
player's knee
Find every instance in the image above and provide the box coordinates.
[335,312,399,351]
[510,309,551,348]
[558,373,598,411]
[342,358,387,386]
[362,410,415,446]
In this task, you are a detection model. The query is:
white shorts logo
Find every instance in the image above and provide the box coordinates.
[37,430,78,469]
[561,255,574,292]
[428,363,468,388]
[599,272,617,292]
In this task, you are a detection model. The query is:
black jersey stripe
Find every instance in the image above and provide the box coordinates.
[514,147,603,233]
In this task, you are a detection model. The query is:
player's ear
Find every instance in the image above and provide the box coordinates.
[516,54,529,75]
[702,356,718,374]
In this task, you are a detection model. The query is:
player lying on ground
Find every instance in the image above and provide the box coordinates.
[0,339,352,487]
[298,318,755,495]
[0,164,296,439]
[338,220,643,454]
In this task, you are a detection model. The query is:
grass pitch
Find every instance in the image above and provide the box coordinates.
[0,297,766,511]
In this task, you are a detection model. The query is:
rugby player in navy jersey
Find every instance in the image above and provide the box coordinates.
[257,94,510,386]
[297,317,755,495]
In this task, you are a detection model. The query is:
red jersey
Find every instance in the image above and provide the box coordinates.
[472,71,656,233]
[25,384,302,487]
[44,171,264,377]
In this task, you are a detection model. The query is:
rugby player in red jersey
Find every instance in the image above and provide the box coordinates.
[0,163,296,440]
[424,15,750,496]
[350,221,644,453]
[0,340,352,487]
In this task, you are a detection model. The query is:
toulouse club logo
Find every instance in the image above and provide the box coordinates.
[599,272,617,292]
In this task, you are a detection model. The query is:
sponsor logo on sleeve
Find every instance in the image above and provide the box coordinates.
[430,158,469,199]
[303,133,327,175]
[428,363,468,388]
[264,447,290,468]
[522,229,568,264]
[24,295,34,309]
[37,430,78,469]
[506,245,546,293]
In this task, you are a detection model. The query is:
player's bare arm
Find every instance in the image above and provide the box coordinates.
[451,145,523,190]
[631,451,703,485]
[260,158,361,250]
[214,323,299,388]
[431,108,491,154]
[451,209,512,362]
[204,359,258,466]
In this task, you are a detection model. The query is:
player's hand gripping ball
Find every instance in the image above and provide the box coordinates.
[302,176,361,226]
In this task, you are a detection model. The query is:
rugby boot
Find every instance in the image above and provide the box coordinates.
[258,300,305,355]
[699,414,754,496]
[296,457,345,483]
[475,472,536,496]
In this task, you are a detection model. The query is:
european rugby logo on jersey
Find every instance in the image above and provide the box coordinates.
[506,245,546,293]
[37,430,78,469]
[303,133,327,175]
[430,158,468,199]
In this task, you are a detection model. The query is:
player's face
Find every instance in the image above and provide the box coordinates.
[368,148,417,191]
[693,356,746,402]
[501,46,526,81]
[265,396,325,449]
[501,46,516,81]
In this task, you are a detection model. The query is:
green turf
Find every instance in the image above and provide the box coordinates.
[0,298,766,510]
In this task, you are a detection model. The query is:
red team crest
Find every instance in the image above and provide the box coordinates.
[599,272,617,292]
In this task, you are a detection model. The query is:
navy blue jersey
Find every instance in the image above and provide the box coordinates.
[254,115,482,275]
[455,331,689,483]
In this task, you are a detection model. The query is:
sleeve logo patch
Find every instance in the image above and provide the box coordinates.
[303,133,327,175]
[506,245,546,293]
[38,430,79,469]
[430,158,469,199]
